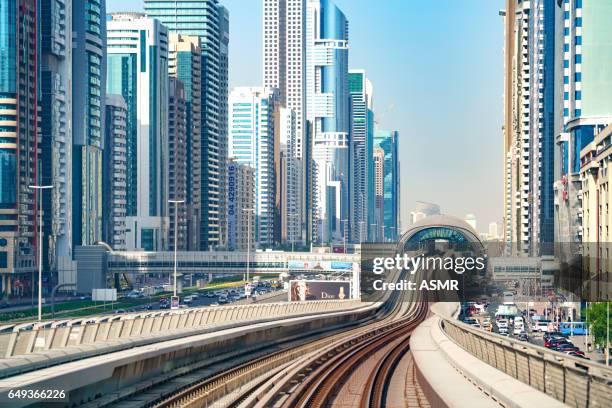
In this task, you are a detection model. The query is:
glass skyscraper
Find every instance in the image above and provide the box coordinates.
[41,0,73,280]
[306,0,349,244]
[72,0,106,248]
[348,70,374,243]
[106,13,169,251]
[0,0,39,294]
[144,0,229,250]
[554,0,612,247]
[228,87,279,248]
[374,130,399,242]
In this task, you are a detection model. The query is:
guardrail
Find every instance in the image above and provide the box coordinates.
[0,300,361,359]
[431,303,612,408]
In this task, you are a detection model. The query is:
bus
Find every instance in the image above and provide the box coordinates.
[559,322,588,335]
[502,291,515,304]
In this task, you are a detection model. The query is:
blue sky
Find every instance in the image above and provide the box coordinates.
[107,0,505,232]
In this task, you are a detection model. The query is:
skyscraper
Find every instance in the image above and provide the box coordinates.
[106,13,169,251]
[0,0,39,294]
[373,148,385,242]
[502,0,562,255]
[228,87,279,248]
[102,95,128,251]
[227,159,255,251]
[348,70,374,243]
[278,107,301,246]
[168,77,188,251]
[306,0,349,244]
[168,34,202,251]
[40,0,73,277]
[263,0,307,245]
[374,130,399,242]
[144,0,229,251]
[554,0,612,255]
[72,0,106,248]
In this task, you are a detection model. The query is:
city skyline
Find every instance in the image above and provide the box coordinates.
[107,0,506,233]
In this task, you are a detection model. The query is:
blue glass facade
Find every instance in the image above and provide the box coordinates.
[72,0,106,246]
[374,130,399,241]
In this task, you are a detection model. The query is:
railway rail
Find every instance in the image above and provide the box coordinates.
[151,266,430,408]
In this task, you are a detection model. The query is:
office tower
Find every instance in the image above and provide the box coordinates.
[227,160,255,251]
[168,77,188,251]
[374,130,400,241]
[228,87,279,248]
[306,0,349,244]
[348,70,374,243]
[168,34,202,251]
[72,0,106,248]
[502,0,562,255]
[263,0,307,245]
[0,0,39,294]
[144,0,229,251]
[106,13,169,251]
[102,95,128,251]
[278,107,301,246]
[373,148,385,242]
[554,0,612,252]
[409,201,441,225]
[40,0,73,279]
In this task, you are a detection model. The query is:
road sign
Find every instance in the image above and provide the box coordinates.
[171,295,180,310]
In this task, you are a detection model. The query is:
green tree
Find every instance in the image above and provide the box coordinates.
[585,302,611,348]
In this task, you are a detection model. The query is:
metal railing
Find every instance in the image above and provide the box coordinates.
[431,304,612,408]
[0,300,362,359]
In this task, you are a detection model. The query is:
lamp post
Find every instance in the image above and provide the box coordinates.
[168,199,185,298]
[29,184,53,321]
[243,208,254,283]
[341,219,348,253]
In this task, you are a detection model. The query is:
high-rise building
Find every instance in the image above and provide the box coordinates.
[502,0,562,255]
[373,148,385,242]
[72,0,106,248]
[374,130,400,242]
[306,0,349,244]
[227,160,255,251]
[228,87,279,248]
[348,70,374,243]
[168,77,188,251]
[102,95,128,251]
[168,34,202,251]
[40,0,73,279]
[144,0,229,251]
[263,0,307,245]
[106,13,169,251]
[580,123,612,301]
[554,0,612,254]
[0,0,39,294]
[277,107,301,246]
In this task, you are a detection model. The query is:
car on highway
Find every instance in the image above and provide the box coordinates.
[498,327,508,334]
[497,319,508,329]
[551,343,579,353]
[517,333,529,341]
[513,326,524,335]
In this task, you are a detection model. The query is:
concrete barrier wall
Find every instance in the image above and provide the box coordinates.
[2,300,362,359]
[430,303,612,408]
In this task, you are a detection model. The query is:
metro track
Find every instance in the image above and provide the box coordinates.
[151,266,431,408]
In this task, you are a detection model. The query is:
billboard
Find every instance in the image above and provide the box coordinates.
[287,260,354,271]
[288,280,351,301]
[92,288,117,301]
[227,162,237,251]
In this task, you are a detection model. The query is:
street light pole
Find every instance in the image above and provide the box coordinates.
[168,199,185,297]
[243,208,254,283]
[29,184,53,321]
